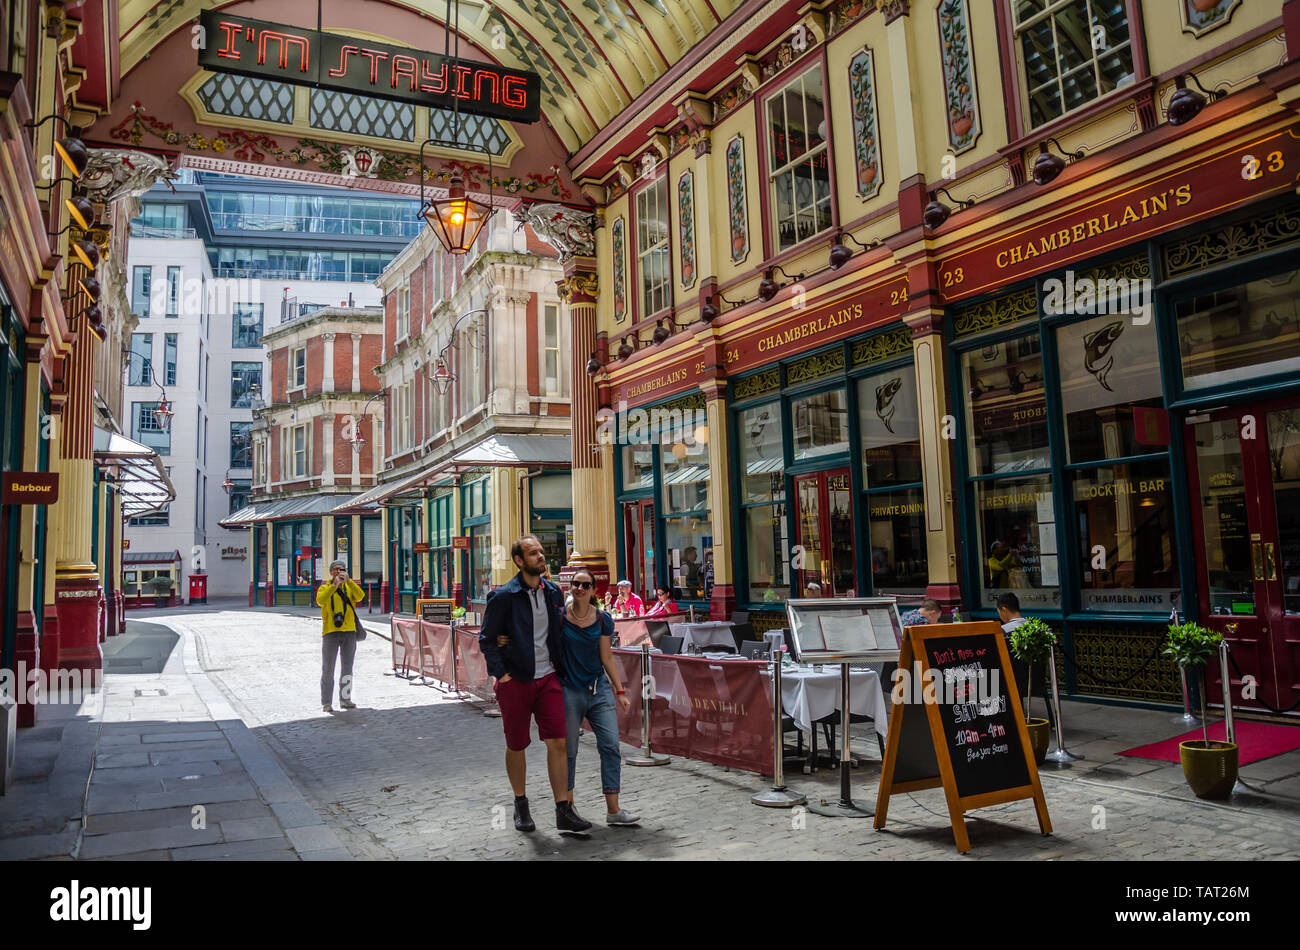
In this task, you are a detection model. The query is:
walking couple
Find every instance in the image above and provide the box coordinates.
[479,535,640,835]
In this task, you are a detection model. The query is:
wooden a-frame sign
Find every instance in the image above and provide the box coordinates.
[873,621,1051,853]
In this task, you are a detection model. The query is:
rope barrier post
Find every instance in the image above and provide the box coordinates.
[753,652,806,808]
[368,583,374,613]
[625,643,669,767]
[1043,646,1082,766]
[1176,666,1198,724]
[1219,638,1234,747]
[449,620,462,698]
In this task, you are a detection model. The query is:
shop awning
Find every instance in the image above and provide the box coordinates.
[219,493,361,528]
[123,550,181,566]
[448,434,571,469]
[329,465,442,514]
[93,428,177,518]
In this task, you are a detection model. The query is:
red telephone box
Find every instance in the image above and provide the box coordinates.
[189,573,208,604]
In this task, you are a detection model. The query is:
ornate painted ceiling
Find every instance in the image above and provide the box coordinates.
[111,0,747,153]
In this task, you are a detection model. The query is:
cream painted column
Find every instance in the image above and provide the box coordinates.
[909,315,962,604]
[322,333,336,394]
[701,381,735,620]
[321,413,336,487]
[885,8,925,183]
[491,468,523,585]
[350,333,363,393]
[561,269,611,588]
[321,516,335,574]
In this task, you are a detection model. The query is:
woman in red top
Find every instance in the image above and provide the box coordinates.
[644,584,678,617]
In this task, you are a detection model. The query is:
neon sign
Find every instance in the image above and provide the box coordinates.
[198,11,541,124]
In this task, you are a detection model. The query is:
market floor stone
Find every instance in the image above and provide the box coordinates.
[147,608,1300,861]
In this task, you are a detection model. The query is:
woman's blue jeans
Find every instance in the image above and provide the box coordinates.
[564,678,621,795]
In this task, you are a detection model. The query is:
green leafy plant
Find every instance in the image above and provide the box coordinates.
[1007,618,1056,724]
[145,576,173,596]
[1164,621,1224,748]
[451,606,466,620]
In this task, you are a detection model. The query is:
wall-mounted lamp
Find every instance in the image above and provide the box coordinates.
[24,115,88,178]
[585,351,603,376]
[1032,138,1086,186]
[828,230,880,270]
[757,264,804,303]
[72,238,100,270]
[1167,72,1227,126]
[922,187,974,231]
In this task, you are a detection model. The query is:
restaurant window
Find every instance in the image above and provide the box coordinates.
[132,266,152,315]
[163,333,177,386]
[1071,460,1178,612]
[231,422,253,468]
[620,443,654,492]
[290,346,306,389]
[635,175,670,317]
[396,505,422,591]
[1012,0,1134,128]
[165,266,181,317]
[274,520,320,586]
[543,303,561,396]
[766,66,832,252]
[974,474,1059,610]
[738,401,789,602]
[430,492,454,596]
[963,334,1049,475]
[231,362,262,408]
[233,303,264,348]
[128,334,153,386]
[858,364,926,593]
[660,440,710,601]
[1175,268,1300,392]
[531,472,573,577]
[791,387,849,462]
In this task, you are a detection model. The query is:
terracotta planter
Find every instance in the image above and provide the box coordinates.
[951,115,973,137]
[1192,0,1221,12]
[1026,718,1050,764]
[731,234,746,255]
[1179,740,1237,799]
[858,166,877,187]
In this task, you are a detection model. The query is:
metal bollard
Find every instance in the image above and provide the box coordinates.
[1043,647,1082,765]
[1176,666,1197,724]
[624,643,670,766]
[368,583,374,613]
[449,621,462,698]
[753,653,805,807]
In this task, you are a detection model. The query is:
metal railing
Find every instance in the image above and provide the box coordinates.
[130,223,198,239]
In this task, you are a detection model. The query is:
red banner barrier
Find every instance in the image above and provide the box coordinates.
[417,621,456,686]
[613,650,774,774]
[455,626,494,702]
[391,617,421,676]
[611,614,689,647]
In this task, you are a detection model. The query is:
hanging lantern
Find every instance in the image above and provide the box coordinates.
[350,433,368,455]
[153,398,174,431]
[221,472,235,494]
[431,355,455,395]
[422,176,492,255]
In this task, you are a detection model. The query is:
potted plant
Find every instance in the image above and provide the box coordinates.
[1006,617,1056,764]
[145,575,173,608]
[1164,621,1235,799]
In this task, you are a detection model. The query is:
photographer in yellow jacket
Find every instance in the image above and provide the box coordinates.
[317,559,366,712]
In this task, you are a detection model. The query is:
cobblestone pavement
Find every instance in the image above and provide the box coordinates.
[147,609,1300,860]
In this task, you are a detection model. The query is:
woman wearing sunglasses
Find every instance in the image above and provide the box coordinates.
[559,569,640,827]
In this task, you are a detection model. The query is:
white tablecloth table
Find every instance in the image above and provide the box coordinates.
[668,621,736,652]
[778,666,889,738]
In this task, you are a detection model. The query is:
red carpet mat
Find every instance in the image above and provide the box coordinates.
[1119,721,1300,766]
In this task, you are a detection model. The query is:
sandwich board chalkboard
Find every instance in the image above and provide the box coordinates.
[417,598,454,625]
[873,621,1051,853]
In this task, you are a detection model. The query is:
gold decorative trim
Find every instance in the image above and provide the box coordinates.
[1069,625,1181,703]
[851,325,911,367]
[1164,201,1300,278]
[734,368,780,401]
[952,286,1037,337]
[787,348,846,385]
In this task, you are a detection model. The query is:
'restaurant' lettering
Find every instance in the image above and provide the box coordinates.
[994,184,1192,269]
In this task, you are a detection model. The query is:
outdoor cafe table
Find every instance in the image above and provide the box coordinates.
[779,665,889,739]
[668,621,736,652]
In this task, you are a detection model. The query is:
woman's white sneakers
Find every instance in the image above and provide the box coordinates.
[606,809,640,826]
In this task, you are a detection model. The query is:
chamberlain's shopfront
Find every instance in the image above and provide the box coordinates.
[943,195,1300,717]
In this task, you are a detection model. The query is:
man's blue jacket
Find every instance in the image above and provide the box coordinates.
[478,572,567,682]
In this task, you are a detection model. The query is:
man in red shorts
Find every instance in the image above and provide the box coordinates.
[480,535,592,835]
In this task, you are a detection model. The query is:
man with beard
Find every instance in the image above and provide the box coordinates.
[480,535,592,835]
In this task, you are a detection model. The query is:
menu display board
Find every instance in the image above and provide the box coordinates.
[874,621,1051,853]
[418,598,454,625]
[784,598,903,662]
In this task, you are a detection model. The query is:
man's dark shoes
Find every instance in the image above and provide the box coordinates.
[556,800,593,835]
[513,796,535,832]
